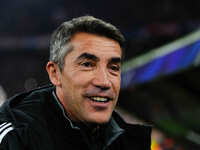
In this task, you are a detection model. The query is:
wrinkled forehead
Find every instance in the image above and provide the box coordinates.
[69,32,122,59]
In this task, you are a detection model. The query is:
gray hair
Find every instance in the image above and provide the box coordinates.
[49,15,125,71]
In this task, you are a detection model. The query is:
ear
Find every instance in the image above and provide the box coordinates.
[46,61,61,86]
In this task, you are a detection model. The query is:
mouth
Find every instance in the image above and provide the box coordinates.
[88,96,110,103]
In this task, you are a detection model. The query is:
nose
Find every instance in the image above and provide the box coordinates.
[92,67,111,90]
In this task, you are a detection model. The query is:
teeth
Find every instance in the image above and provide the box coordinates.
[90,97,108,102]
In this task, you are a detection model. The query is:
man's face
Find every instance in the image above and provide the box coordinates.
[56,32,122,124]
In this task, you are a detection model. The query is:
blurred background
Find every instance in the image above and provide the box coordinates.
[1,0,200,149]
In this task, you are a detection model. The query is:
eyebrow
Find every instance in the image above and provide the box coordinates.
[76,52,121,64]
[76,52,99,61]
[109,57,121,64]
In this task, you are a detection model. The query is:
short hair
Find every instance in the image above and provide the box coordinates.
[49,15,125,71]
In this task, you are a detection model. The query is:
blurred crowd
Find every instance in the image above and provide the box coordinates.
[1,0,200,59]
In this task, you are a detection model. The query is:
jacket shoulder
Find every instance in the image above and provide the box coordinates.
[113,111,152,136]
[0,84,55,125]
[113,111,152,150]
[0,85,55,149]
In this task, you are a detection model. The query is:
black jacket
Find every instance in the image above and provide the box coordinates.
[0,85,151,150]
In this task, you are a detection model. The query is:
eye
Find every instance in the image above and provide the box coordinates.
[110,65,120,71]
[81,61,94,67]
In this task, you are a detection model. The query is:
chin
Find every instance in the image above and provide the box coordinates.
[88,115,111,125]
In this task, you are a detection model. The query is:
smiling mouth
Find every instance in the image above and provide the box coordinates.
[88,96,110,103]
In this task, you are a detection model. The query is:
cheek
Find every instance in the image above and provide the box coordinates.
[61,71,92,98]
[112,77,121,94]
[72,71,95,86]
[62,67,83,85]
[60,71,80,98]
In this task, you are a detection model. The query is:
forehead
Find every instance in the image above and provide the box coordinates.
[68,32,122,59]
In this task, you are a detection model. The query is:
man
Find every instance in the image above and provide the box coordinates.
[0,16,151,150]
